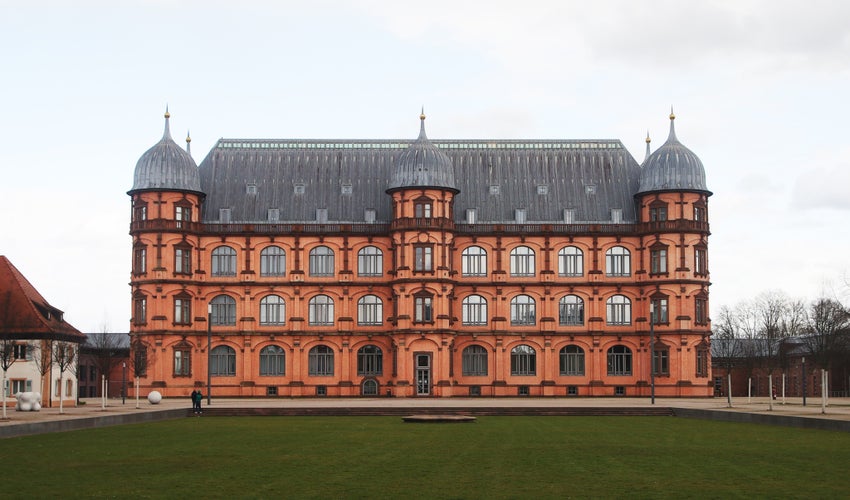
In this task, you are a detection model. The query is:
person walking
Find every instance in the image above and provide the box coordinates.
[190,390,198,413]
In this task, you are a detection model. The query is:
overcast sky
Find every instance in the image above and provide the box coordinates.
[2,0,849,332]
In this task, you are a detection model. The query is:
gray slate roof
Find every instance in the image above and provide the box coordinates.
[198,138,642,224]
[638,116,710,195]
[130,113,202,195]
[387,116,457,193]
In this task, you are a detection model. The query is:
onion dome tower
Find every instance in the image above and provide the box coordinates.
[637,110,710,196]
[129,109,203,197]
[387,110,458,194]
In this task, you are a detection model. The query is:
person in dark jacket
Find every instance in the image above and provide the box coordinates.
[192,390,203,415]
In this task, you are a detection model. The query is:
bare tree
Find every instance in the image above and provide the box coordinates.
[712,305,743,407]
[0,336,15,419]
[803,297,850,413]
[128,336,152,409]
[29,338,54,407]
[87,327,125,400]
[52,341,78,414]
[735,299,762,402]
[753,291,806,410]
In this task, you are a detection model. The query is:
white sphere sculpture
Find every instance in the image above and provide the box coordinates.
[147,391,162,404]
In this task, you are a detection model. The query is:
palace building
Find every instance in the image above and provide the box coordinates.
[128,109,712,398]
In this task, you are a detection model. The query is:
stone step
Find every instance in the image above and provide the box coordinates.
[186,406,675,418]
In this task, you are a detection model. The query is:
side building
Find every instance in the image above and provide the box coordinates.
[128,110,712,398]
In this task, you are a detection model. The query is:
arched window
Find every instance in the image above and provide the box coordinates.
[510,295,536,326]
[361,379,379,396]
[259,345,285,376]
[210,295,236,326]
[357,295,383,326]
[357,246,383,277]
[605,246,630,277]
[259,295,285,326]
[210,345,236,376]
[461,246,487,277]
[462,345,488,376]
[462,295,488,326]
[607,345,632,375]
[511,345,536,376]
[606,295,631,325]
[357,345,383,376]
[510,246,535,277]
[308,295,334,326]
[308,345,334,376]
[559,345,585,376]
[309,246,334,277]
[260,246,286,276]
[559,295,584,326]
[211,246,237,276]
[558,246,583,277]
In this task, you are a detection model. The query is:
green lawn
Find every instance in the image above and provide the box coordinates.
[5,416,850,499]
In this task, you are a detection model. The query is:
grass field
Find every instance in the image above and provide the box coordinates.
[4,416,850,499]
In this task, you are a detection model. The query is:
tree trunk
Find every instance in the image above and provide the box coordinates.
[59,373,65,414]
[135,376,140,409]
[822,369,827,414]
[2,371,7,419]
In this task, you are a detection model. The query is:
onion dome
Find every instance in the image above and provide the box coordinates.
[638,110,710,196]
[387,110,458,193]
[129,109,203,196]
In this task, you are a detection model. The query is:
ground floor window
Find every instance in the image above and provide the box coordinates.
[361,379,379,396]
[309,345,334,376]
[607,345,632,376]
[511,345,536,376]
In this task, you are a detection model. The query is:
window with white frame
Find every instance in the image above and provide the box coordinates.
[462,295,488,326]
[357,295,383,326]
[260,246,286,276]
[357,246,383,277]
[309,246,335,277]
[210,294,236,326]
[211,246,237,276]
[510,246,535,277]
[308,295,334,326]
[605,246,631,277]
[559,295,584,326]
[606,295,631,325]
[259,295,285,326]
[510,295,536,326]
[461,246,487,277]
[558,246,583,277]
[259,345,285,376]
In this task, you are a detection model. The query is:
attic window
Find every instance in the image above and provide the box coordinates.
[365,209,376,224]
[537,185,548,195]
[219,208,231,223]
[246,184,258,195]
[466,208,477,224]
[294,184,305,195]
[489,185,501,195]
[563,209,575,224]
[268,209,280,221]
[341,184,353,195]
[611,208,622,223]
[515,208,527,224]
[316,208,328,223]
[585,185,596,195]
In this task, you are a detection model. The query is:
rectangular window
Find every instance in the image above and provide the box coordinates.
[695,297,707,325]
[219,208,231,223]
[316,208,328,223]
[133,297,147,325]
[611,208,622,223]
[695,248,707,275]
[414,201,432,218]
[651,298,669,324]
[696,348,709,377]
[175,205,191,228]
[174,349,191,376]
[514,208,526,224]
[364,209,376,224]
[12,343,27,360]
[650,248,668,274]
[267,208,280,221]
[694,205,706,222]
[174,298,191,325]
[650,205,668,222]
[174,247,192,275]
[414,245,433,272]
[133,247,146,274]
[466,208,477,224]
[653,349,670,376]
[414,296,433,323]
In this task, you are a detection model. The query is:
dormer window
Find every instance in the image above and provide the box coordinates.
[536,184,548,195]
[563,209,575,224]
[364,209,376,224]
[316,208,328,223]
[611,208,622,223]
[466,208,477,224]
[489,185,501,195]
[294,183,305,195]
[219,208,231,223]
[649,200,668,222]
[268,208,280,221]
[175,202,192,228]
[414,197,432,218]
[341,184,353,195]
[515,208,526,224]
[246,183,258,195]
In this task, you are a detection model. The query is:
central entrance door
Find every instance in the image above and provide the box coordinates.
[415,353,431,396]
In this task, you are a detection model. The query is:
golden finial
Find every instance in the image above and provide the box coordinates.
[669,106,675,121]
[165,105,171,119]
[645,131,651,144]
[186,130,191,143]
[420,106,426,121]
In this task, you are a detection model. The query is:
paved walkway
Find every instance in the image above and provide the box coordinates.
[2,395,849,430]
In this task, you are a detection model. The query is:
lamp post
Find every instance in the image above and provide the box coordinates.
[650,302,655,405]
[207,304,212,406]
[122,362,126,405]
[802,356,806,406]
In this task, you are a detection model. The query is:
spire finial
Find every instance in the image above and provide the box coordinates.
[162,106,172,140]
[644,130,652,163]
[669,106,675,121]
[418,107,427,140]
[186,130,192,154]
